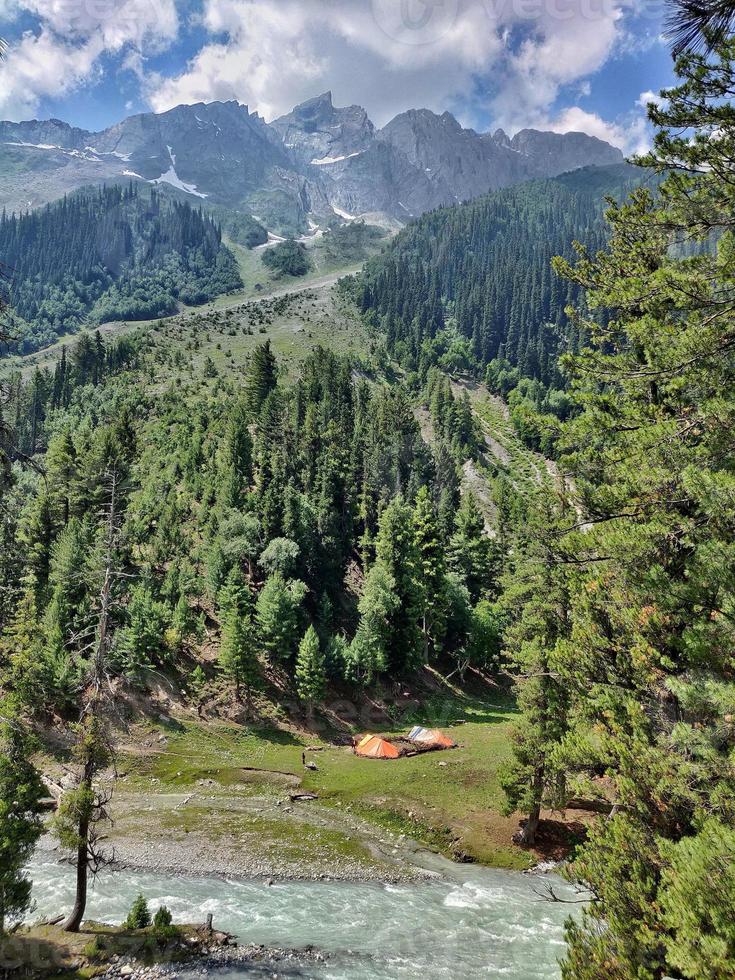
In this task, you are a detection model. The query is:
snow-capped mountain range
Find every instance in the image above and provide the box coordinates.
[0,91,623,232]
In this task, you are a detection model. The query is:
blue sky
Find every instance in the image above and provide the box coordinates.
[0,0,676,151]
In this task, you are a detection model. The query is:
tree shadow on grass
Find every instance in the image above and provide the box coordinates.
[245,725,302,746]
[404,696,516,729]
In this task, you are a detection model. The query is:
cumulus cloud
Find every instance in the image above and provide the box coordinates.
[489,0,624,132]
[0,0,655,152]
[147,0,625,129]
[0,0,178,120]
[148,0,503,123]
[542,105,651,155]
[637,88,665,107]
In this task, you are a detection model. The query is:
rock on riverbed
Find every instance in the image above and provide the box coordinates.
[101,942,328,978]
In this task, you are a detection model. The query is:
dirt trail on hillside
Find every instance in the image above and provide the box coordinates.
[6,268,356,380]
[414,405,496,527]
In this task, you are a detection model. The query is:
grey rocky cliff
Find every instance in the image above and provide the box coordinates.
[0,94,624,228]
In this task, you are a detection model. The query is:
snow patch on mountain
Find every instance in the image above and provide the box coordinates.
[5,140,59,150]
[150,145,208,199]
[311,150,364,166]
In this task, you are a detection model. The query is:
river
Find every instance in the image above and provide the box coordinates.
[28,857,580,978]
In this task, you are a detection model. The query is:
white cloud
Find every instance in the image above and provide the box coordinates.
[542,105,651,155]
[147,0,627,128]
[0,0,178,120]
[490,0,624,133]
[0,0,20,17]
[637,89,665,108]
[148,0,502,124]
[19,0,178,49]
[0,30,101,119]
[0,0,659,149]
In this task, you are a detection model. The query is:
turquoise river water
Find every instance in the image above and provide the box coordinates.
[29,856,581,978]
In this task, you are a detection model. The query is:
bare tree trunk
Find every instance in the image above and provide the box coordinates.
[62,743,97,933]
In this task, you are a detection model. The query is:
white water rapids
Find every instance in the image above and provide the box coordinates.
[28,856,582,978]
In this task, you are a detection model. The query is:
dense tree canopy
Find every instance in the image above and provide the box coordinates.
[0,334,501,718]
[0,184,241,355]
[361,166,639,379]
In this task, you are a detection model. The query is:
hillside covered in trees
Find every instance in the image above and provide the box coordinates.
[0,184,241,355]
[0,330,501,719]
[360,164,643,452]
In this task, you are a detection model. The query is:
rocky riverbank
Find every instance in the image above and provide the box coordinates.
[1,920,330,979]
[101,941,329,979]
[35,787,431,885]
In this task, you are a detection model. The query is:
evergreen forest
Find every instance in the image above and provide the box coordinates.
[0,184,241,355]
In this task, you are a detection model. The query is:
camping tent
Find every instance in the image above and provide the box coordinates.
[354,734,400,759]
[407,726,457,749]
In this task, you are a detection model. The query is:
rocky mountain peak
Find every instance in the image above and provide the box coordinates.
[440,110,463,130]
[0,92,626,228]
[296,90,333,111]
[509,128,624,172]
[270,91,374,167]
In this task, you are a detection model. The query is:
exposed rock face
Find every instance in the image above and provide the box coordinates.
[0,94,624,227]
[508,128,624,177]
[377,109,624,209]
[0,101,288,214]
[270,91,374,168]
[378,109,526,206]
[88,101,289,200]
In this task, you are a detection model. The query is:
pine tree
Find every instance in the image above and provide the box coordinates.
[124,893,151,930]
[0,702,44,935]
[295,625,326,705]
[45,429,77,526]
[499,490,572,847]
[374,497,424,671]
[1,593,48,713]
[412,486,448,658]
[659,819,735,977]
[255,572,307,661]
[42,517,92,707]
[53,713,112,933]
[448,492,496,602]
[118,582,166,673]
[547,36,735,977]
[170,593,194,649]
[244,340,277,417]
[346,563,399,685]
[218,568,257,701]
[218,401,252,509]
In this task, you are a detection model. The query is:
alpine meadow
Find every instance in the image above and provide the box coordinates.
[0,3,734,978]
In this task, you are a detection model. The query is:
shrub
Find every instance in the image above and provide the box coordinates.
[124,893,151,930]
[262,239,310,277]
[152,905,177,943]
[82,937,107,961]
[153,905,172,929]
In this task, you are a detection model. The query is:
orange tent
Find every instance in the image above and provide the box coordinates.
[407,726,457,749]
[354,734,400,759]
